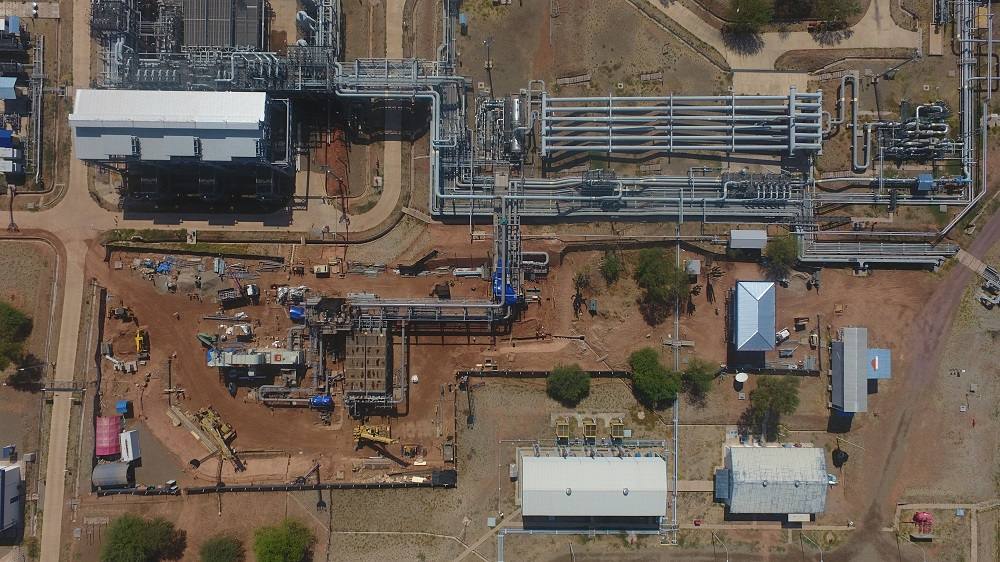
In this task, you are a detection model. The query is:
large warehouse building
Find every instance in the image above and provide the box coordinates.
[69,89,289,202]
[520,456,667,529]
[715,447,829,521]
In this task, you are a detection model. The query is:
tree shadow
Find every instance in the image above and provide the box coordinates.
[809,26,855,46]
[722,29,765,55]
[6,353,44,392]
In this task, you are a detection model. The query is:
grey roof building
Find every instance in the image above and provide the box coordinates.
[69,90,268,163]
[732,281,776,352]
[92,462,132,489]
[715,447,828,516]
[832,327,868,413]
[730,229,768,250]
[0,464,20,532]
[521,456,667,518]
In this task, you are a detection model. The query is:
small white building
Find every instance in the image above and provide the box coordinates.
[0,464,21,532]
[119,430,141,463]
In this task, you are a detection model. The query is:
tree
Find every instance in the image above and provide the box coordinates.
[253,519,314,562]
[747,376,800,440]
[633,248,690,325]
[764,234,798,277]
[200,535,245,562]
[573,270,591,291]
[546,364,591,406]
[682,357,718,399]
[599,251,623,285]
[814,0,861,25]
[727,0,774,34]
[101,515,186,562]
[628,348,681,409]
[0,301,31,371]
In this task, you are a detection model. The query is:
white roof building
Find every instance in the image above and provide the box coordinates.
[0,464,21,532]
[716,447,828,516]
[730,229,768,250]
[69,90,268,162]
[520,456,667,518]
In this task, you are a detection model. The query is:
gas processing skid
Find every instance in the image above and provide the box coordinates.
[76,0,1000,312]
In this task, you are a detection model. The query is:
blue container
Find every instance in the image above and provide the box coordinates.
[309,395,333,410]
[289,306,305,322]
[115,400,131,415]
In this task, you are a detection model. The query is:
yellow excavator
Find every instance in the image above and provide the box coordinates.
[353,425,398,446]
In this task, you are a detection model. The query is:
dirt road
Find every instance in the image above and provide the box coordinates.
[830,207,1000,561]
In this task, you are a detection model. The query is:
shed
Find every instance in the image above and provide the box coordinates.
[119,430,141,463]
[115,400,131,416]
[686,259,702,276]
[730,230,768,250]
[832,327,869,413]
[717,447,828,516]
[91,462,131,489]
[0,464,20,531]
[520,456,667,518]
[0,77,15,100]
[732,281,776,352]
[95,416,122,457]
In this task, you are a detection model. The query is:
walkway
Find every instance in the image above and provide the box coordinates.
[647,0,921,71]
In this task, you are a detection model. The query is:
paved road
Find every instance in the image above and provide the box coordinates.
[647,0,920,71]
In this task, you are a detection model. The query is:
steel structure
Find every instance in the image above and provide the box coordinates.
[541,89,823,156]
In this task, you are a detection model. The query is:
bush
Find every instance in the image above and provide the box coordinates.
[573,270,591,292]
[628,348,681,409]
[682,357,718,399]
[101,515,186,562]
[546,364,590,406]
[727,0,774,34]
[764,234,798,277]
[200,535,244,562]
[0,301,31,371]
[599,251,623,285]
[253,519,314,562]
[633,249,689,325]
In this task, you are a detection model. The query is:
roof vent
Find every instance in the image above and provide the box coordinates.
[623,488,629,496]
[565,488,572,496]
[794,480,801,487]
[762,480,769,487]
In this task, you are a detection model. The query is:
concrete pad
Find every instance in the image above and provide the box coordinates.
[929,26,944,56]
[733,72,811,95]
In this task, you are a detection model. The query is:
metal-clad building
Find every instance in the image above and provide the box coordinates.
[520,456,667,518]
[0,464,20,532]
[730,229,768,250]
[731,281,776,352]
[92,462,132,489]
[715,447,827,515]
[832,327,869,413]
[95,416,122,457]
[69,89,268,163]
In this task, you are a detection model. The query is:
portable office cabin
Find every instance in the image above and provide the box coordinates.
[119,430,141,463]
[730,230,768,250]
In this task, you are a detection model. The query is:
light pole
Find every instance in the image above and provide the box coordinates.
[801,533,824,561]
[483,37,494,96]
[6,184,15,232]
[712,531,730,562]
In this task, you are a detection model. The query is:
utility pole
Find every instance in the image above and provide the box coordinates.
[483,37,494,97]
[6,184,16,232]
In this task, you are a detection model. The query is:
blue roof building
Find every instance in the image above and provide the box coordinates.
[732,281,776,352]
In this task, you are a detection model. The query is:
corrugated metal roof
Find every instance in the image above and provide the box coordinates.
[832,327,868,412]
[733,281,776,351]
[70,90,266,128]
[725,447,828,514]
[92,462,131,488]
[730,230,768,249]
[867,348,892,380]
[0,465,19,531]
[95,417,121,457]
[521,456,667,517]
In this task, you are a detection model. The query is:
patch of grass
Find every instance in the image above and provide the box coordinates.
[102,228,187,243]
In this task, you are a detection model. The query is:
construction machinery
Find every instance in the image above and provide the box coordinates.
[194,407,245,472]
[110,306,134,322]
[353,425,397,447]
[135,329,149,360]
